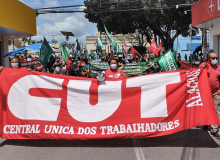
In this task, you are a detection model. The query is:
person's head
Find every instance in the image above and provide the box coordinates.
[146,54,150,58]
[73,59,77,65]
[118,54,123,59]
[69,54,73,60]
[209,52,218,66]
[28,55,32,58]
[85,59,90,65]
[150,53,155,60]
[10,56,20,68]
[108,59,118,70]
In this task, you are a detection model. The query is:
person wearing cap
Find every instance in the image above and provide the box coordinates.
[117,54,125,67]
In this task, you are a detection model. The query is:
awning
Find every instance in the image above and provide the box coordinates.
[3,42,55,57]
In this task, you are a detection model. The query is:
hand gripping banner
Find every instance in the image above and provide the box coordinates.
[0,67,219,140]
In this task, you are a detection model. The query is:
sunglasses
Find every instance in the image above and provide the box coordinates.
[211,57,218,60]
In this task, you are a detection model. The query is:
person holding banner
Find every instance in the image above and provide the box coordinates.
[105,59,127,80]
[146,53,160,74]
[200,52,220,139]
[117,54,125,68]
[70,59,80,77]
[0,56,31,72]
[82,59,93,77]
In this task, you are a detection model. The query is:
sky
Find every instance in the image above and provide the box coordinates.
[19,0,97,44]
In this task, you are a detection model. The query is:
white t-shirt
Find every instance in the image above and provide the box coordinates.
[27,58,32,62]
[54,66,62,75]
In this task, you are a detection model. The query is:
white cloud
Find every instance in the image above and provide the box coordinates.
[45,0,60,7]
[33,0,41,6]
[32,2,97,45]
[32,13,95,44]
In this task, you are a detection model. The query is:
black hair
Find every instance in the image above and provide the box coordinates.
[11,56,21,67]
[108,58,118,65]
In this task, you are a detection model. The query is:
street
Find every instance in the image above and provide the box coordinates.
[0,127,219,160]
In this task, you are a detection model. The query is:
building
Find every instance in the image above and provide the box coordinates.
[192,0,220,62]
[86,30,150,55]
[0,0,36,67]
[173,37,209,60]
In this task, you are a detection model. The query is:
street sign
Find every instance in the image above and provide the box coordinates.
[191,36,201,40]
[95,42,108,45]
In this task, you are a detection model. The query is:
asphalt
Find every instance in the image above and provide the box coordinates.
[0,127,219,160]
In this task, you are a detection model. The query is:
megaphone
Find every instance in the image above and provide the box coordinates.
[96,71,106,82]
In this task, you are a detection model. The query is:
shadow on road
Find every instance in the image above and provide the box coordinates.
[0,128,219,148]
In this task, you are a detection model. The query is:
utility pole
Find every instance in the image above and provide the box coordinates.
[189,25,192,68]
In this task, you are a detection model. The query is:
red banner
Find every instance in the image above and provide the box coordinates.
[159,43,165,53]
[130,46,138,59]
[21,60,39,67]
[0,67,219,140]
[123,42,128,54]
[148,40,160,56]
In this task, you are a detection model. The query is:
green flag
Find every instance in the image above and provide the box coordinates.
[61,42,69,66]
[97,35,103,53]
[38,37,53,68]
[85,49,92,61]
[93,52,97,60]
[158,50,179,72]
[73,38,81,57]
[104,26,117,54]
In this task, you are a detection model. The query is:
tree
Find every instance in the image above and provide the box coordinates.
[84,0,199,51]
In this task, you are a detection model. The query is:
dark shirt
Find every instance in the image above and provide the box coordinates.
[117,59,125,67]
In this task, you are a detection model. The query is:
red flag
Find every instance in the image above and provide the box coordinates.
[148,40,160,56]
[130,46,138,59]
[123,42,128,54]
[159,43,165,52]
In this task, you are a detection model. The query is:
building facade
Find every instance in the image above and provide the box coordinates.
[192,0,220,63]
[86,30,150,55]
[0,0,36,66]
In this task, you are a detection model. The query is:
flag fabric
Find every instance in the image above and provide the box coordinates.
[61,42,69,66]
[1,67,220,140]
[104,26,117,54]
[38,37,53,68]
[96,36,103,58]
[158,50,179,72]
[93,52,98,60]
[159,43,165,52]
[97,35,103,53]
[148,40,160,56]
[123,42,128,54]
[73,38,81,57]
[85,49,92,61]
[130,46,138,59]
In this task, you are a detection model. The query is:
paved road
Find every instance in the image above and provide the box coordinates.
[0,127,219,160]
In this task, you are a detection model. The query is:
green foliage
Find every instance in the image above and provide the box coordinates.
[84,0,198,51]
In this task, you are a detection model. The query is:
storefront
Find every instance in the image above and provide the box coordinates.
[192,0,220,63]
[0,0,36,67]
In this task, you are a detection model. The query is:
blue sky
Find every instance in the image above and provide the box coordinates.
[20,0,97,44]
